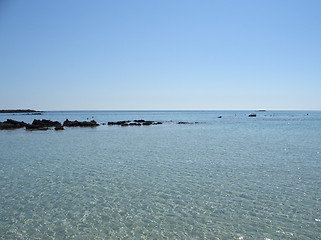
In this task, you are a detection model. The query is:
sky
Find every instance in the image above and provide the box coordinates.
[0,0,320,110]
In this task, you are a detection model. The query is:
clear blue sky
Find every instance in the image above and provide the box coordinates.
[0,0,320,110]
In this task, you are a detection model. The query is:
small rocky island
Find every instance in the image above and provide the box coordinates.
[0,109,43,116]
[0,109,41,113]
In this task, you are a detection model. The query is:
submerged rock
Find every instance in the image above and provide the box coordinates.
[177,121,197,124]
[23,112,42,115]
[109,120,163,126]
[25,125,49,131]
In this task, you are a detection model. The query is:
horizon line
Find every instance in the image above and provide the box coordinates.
[2,109,319,112]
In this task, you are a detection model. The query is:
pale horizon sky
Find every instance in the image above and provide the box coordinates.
[1,0,320,111]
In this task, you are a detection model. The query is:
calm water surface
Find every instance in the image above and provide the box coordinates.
[0,111,320,239]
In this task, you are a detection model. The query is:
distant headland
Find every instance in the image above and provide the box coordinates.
[0,109,42,113]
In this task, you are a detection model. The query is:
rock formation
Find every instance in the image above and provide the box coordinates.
[63,119,99,127]
[0,119,28,129]
[25,119,62,130]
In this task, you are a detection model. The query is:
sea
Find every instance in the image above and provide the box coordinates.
[0,110,320,239]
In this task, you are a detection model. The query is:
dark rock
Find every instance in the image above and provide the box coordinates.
[80,120,99,127]
[248,114,256,117]
[0,122,15,130]
[6,119,25,125]
[55,125,64,130]
[63,119,99,127]
[0,119,28,130]
[6,119,28,127]
[108,120,163,126]
[108,121,130,125]
[140,120,162,125]
[25,124,49,131]
[129,123,141,126]
[0,109,40,113]
[133,120,146,123]
[23,119,63,130]
[63,119,78,127]
[218,116,222,118]
[177,122,196,124]
[32,119,61,127]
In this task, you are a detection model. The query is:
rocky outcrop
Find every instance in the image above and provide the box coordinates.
[25,119,62,131]
[0,119,28,129]
[108,121,130,126]
[31,119,61,127]
[142,121,154,126]
[63,119,99,127]
[1,118,202,131]
[133,120,145,123]
[1,118,98,130]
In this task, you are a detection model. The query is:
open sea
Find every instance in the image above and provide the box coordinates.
[0,110,320,239]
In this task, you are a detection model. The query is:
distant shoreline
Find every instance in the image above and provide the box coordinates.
[0,109,41,113]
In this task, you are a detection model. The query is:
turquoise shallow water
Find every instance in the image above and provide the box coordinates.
[0,111,320,239]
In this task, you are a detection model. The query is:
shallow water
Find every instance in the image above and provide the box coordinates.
[0,111,320,239]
